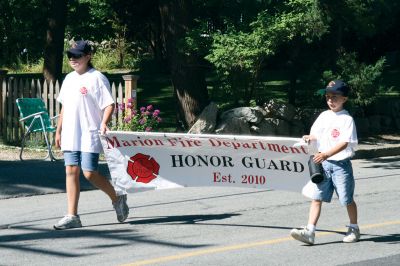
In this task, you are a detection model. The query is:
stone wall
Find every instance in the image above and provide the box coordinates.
[189,99,400,138]
[355,98,400,137]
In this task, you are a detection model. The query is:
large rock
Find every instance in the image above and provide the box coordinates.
[220,106,265,124]
[253,118,276,135]
[215,117,250,135]
[188,102,218,134]
[254,118,290,136]
[275,118,291,136]
[209,98,399,137]
[296,108,323,129]
[264,100,296,121]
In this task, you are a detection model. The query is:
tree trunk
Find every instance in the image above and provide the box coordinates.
[152,13,166,63]
[287,42,300,106]
[159,0,209,130]
[43,0,68,82]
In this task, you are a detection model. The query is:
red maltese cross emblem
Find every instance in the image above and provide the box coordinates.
[126,153,160,183]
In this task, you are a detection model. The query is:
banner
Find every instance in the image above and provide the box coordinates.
[100,131,310,194]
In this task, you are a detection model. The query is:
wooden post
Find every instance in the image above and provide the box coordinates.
[123,75,139,116]
[0,70,8,138]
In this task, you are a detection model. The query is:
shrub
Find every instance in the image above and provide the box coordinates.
[111,98,162,132]
[323,50,386,107]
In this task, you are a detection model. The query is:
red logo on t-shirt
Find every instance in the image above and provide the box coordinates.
[80,87,88,95]
[331,128,340,138]
[126,153,160,183]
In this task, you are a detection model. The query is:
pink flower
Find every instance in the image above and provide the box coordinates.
[112,102,162,132]
[153,110,160,117]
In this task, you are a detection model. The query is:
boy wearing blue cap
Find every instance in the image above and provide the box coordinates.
[54,40,129,229]
[290,80,360,244]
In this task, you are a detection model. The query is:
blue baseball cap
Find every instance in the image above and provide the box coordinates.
[67,40,92,56]
[318,80,350,97]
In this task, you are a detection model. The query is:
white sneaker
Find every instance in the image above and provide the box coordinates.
[343,226,360,243]
[113,194,129,222]
[54,215,82,230]
[290,226,315,245]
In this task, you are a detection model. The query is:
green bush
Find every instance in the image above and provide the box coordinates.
[323,50,386,107]
[62,38,140,73]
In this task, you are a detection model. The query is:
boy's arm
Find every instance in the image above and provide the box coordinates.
[55,107,63,148]
[302,134,317,144]
[313,141,348,163]
[100,103,115,135]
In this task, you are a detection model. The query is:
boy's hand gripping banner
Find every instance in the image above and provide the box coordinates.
[100,131,310,194]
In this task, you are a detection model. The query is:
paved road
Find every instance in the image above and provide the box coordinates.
[0,156,399,265]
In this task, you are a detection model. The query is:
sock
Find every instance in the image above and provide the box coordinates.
[349,223,359,229]
[306,224,316,232]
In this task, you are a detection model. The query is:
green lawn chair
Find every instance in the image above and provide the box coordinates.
[16,98,59,161]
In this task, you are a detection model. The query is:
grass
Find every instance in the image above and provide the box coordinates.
[134,73,176,132]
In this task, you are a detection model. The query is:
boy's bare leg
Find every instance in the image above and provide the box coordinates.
[83,171,118,203]
[346,201,358,224]
[66,165,80,215]
[308,200,322,225]
[290,199,321,244]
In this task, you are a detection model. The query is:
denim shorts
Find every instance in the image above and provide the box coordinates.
[302,159,355,206]
[63,151,99,172]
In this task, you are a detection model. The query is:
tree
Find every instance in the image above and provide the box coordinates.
[0,0,48,67]
[109,0,166,64]
[43,0,68,82]
[323,50,386,107]
[206,0,328,106]
[159,0,210,130]
[270,0,328,105]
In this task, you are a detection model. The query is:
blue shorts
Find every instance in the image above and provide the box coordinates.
[302,159,355,206]
[63,151,99,172]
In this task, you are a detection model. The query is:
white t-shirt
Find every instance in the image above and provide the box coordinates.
[57,68,114,153]
[310,109,358,160]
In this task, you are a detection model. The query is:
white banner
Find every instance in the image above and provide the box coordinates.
[100,131,310,194]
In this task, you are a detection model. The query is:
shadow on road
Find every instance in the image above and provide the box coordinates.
[130,213,241,225]
[0,160,110,199]
[0,225,209,258]
[361,156,400,170]
[362,233,400,244]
